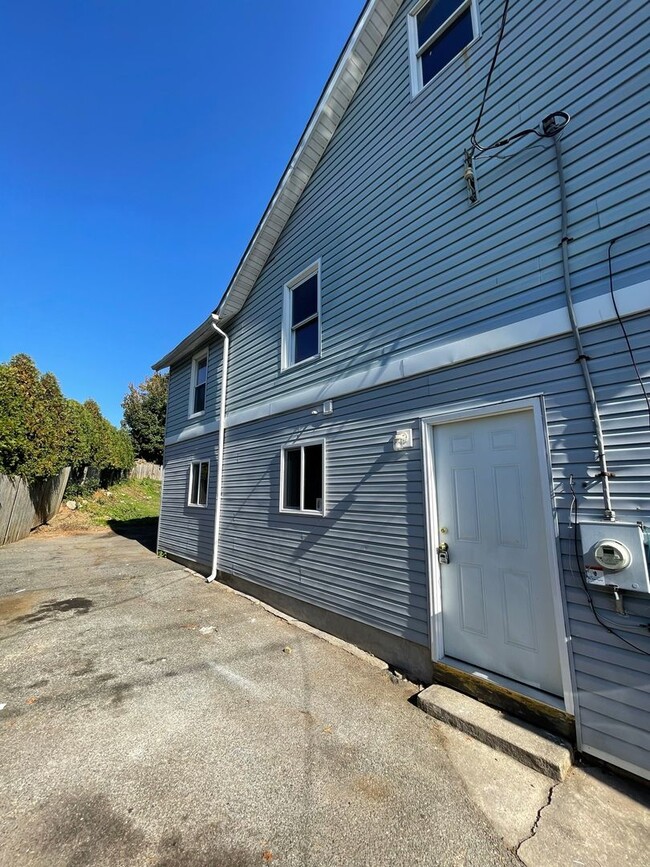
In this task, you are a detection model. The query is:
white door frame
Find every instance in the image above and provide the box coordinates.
[420,395,575,714]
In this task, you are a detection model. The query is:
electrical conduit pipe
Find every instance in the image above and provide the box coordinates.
[551,127,615,521]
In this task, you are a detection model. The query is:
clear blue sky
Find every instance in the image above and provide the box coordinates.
[0,1,361,425]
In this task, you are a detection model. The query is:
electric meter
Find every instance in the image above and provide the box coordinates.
[579,522,650,594]
[593,540,631,571]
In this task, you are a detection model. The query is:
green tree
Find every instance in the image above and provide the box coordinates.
[0,354,69,480]
[0,354,134,482]
[121,372,168,463]
[64,399,94,470]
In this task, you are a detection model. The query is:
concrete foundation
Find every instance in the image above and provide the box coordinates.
[166,554,435,684]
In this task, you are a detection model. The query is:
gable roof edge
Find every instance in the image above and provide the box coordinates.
[215,0,401,325]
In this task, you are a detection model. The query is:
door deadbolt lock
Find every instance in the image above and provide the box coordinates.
[437,541,450,565]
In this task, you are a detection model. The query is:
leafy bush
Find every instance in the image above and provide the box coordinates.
[0,354,134,483]
[121,372,168,463]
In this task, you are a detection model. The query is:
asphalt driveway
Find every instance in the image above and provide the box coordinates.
[0,529,647,866]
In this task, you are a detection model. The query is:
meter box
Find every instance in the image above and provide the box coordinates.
[579,522,650,594]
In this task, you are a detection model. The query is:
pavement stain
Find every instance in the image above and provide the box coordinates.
[0,590,45,622]
[10,597,94,625]
[36,793,146,866]
[352,774,392,802]
[109,681,134,706]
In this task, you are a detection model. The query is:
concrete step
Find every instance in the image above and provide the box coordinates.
[417,684,573,781]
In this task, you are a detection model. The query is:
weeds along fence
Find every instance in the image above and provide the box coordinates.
[129,460,163,481]
[0,467,71,547]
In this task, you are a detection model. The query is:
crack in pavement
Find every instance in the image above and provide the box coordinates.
[514,779,562,863]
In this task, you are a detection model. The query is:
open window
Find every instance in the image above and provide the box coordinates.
[189,350,208,417]
[408,0,480,96]
[282,262,321,369]
[188,460,209,507]
[280,441,325,515]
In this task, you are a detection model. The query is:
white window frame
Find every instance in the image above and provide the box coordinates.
[408,0,481,98]
[187,459,210,508]
[188,348,209,419]
[279,438,326,516]
[281,260,322,371]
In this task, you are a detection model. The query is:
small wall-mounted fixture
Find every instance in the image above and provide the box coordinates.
[311,401,333,417]
[463,149,479,205]
[393,429,413,451]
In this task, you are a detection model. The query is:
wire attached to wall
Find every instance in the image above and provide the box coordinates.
[607,228,650,429]
[468,0,543,155]
[570,477,650,656]
[469,0,510,152]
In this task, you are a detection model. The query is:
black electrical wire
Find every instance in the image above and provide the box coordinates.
[469,0,544,154]
[470,0,510,149]
[607,230,650,428]
[569,478,650,656]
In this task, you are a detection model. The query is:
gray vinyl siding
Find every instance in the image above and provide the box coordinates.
[225,0,649,413]
[156,0,650,776]
[158,434,218,566]
[165,337,223,440]
[216,313,650,774]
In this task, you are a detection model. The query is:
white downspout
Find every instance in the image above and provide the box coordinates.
[206,314,229,582]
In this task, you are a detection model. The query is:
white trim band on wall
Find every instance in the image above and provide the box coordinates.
[165,281,649,446]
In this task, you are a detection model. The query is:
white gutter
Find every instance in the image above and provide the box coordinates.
[152,316,214,371]
[206,314,230,583]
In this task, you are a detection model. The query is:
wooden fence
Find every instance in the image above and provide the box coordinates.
[0,467,71,547]
[129,460,163,481]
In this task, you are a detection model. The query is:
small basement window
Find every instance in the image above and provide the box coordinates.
[408,0,479,95]
[188,460,209,507]
[283,263,321,368]
[281,441,325,515]
[190,351,208,417]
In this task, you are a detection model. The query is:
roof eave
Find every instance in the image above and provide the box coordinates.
[152,317,214,370]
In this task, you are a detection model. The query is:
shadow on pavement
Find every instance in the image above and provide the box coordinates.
[107,517,158,553]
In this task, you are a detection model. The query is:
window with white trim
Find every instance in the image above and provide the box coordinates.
[188,460,209,507]
[281,441,325,515]
[408,0,479,94]
[190,351,208,416]
[283,263,321,368]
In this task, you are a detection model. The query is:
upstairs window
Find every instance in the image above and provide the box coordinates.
[281,441,325,515]
[190,351,208,416]
[408,0,479,95]
[283,262,321,368]
[188,460,209,507]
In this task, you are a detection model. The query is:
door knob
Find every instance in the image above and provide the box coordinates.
[437,541,450,565]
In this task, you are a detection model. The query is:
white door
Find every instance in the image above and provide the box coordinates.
[432,410,563,697]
